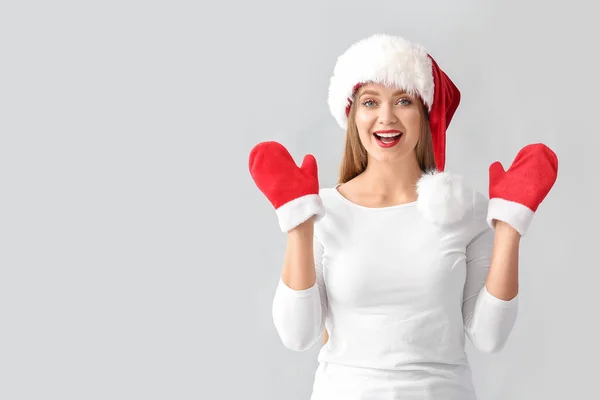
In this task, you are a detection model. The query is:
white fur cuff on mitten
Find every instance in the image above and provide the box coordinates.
[486,198,534,236]
[275,194,326,232]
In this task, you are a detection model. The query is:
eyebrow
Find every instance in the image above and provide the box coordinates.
[358,89,408,97]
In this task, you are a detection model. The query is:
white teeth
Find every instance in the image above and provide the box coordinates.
[374,133,401,138]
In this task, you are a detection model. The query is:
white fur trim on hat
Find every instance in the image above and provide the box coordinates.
[328,34,434,130]
[486,198,534,236]
[416,170,472,225]
[275,194,326,233]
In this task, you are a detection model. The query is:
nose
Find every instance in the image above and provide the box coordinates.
[378,103,397,125]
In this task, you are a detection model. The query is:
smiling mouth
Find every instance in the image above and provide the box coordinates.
[373,132,402,144]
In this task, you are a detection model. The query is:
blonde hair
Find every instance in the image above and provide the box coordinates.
[338,95,436,183]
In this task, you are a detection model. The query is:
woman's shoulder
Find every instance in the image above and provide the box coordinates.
[317,185,346,216]
[318,178,386,210]
[318,175,356,198]
[318,186,340,200]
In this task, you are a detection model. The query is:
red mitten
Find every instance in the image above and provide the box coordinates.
[249,141,325,232]
[486,143,558,235]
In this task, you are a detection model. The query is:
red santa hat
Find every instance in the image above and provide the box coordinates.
[328,34,471,224]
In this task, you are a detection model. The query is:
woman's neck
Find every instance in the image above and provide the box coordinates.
[358,156,423,200]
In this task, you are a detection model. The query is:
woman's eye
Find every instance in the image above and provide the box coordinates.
[397,98,412,106]
[362,100,377,107]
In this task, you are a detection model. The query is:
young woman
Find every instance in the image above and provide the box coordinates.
[249,34,558,399]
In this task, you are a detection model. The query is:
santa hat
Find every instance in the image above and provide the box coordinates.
[327,34,471,225]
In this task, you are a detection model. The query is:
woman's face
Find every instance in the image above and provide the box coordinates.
[354,82,422,163]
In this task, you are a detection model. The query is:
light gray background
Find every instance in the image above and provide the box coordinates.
[1,1,598,399]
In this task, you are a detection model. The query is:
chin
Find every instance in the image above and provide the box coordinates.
[368,149,405,163]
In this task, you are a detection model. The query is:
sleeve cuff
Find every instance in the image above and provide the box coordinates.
[480,284,519,308]
[276,278,319,298]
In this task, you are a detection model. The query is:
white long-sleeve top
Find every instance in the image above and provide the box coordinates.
[272,186,519,399]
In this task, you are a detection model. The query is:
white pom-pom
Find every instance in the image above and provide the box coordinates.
[416,170,472,225]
